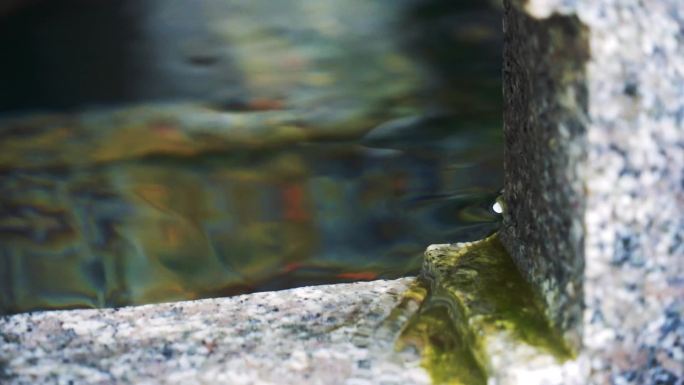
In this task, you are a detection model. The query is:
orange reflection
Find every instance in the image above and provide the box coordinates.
[282,183,310,222]
[336,271,378,281]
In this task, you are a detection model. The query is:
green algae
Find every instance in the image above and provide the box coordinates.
[398,293,488,385]
[397,234,574,385]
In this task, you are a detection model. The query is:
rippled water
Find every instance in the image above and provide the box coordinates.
[0,0,503,314]
[0,112,501,313]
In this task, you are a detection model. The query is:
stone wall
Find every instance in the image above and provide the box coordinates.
[502,0,684,383]
[500,2,588,350]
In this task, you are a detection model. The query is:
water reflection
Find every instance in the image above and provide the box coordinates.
[0,114,501,313]
[0,0,503,313]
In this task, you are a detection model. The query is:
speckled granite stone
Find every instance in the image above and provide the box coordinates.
[0,279,431,385]
[502,1,684,384]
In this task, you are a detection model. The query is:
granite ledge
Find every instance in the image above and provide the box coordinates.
[0,278,428,385]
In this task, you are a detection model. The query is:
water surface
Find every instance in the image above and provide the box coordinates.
[0,0,503,314]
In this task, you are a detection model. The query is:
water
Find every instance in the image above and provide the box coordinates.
[0,0,503,314]
[0,110,501,313]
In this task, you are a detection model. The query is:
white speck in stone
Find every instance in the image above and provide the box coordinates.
[288,349,310,371]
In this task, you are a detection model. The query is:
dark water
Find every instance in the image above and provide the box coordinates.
[0,0,503,314]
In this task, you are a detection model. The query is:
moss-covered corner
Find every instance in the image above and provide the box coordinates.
[397,234,574,385]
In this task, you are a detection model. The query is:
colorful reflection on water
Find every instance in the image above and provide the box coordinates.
[0,113,501,313]
[0,0,503,313]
